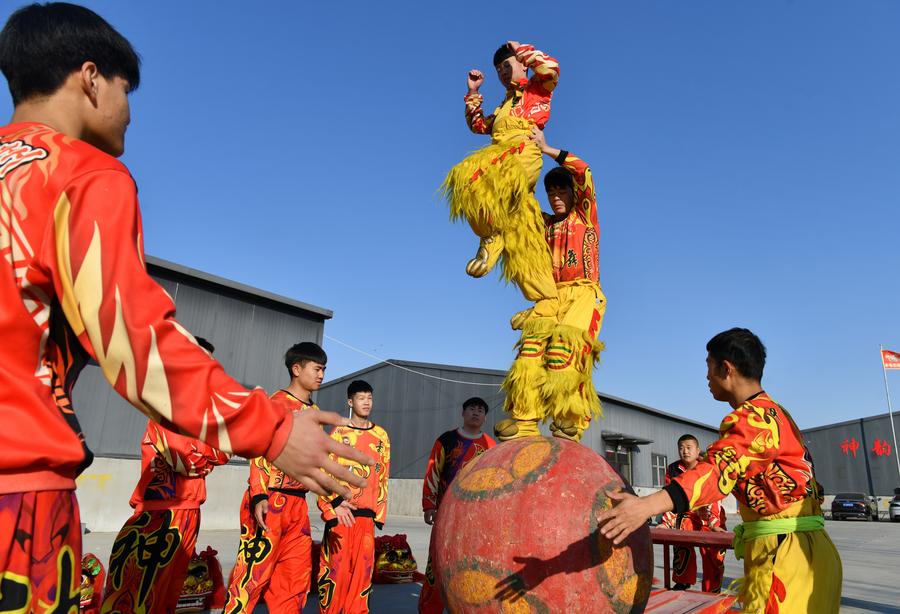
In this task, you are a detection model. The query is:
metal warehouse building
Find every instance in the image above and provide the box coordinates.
[315,360,727,503]
[803,413,900,499]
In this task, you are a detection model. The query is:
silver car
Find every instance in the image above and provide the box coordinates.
[890,494,900,522]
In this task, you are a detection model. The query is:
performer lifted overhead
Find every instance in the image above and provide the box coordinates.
[597,328,842,613]
[0,5,369,610]
[496,127,605,442]
[443,41,560,324]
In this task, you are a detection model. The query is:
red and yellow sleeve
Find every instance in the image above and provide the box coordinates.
[145,421,230,477]
[317,428,346,522]
[560,153,597,227]
[670,403,780,512]
[517,43,560,95]
[464,93,495,135]
[375,429,390,525]
[50,169,291,461]
[422,439,445,512]
[248,457,271,507]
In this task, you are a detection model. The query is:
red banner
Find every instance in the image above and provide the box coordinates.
[882,349,900,370]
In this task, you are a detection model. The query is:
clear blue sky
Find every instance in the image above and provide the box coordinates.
[3,1,898,430]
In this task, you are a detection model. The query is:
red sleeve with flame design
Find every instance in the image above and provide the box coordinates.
[422,438,445,512]
[50,170,291,460]
[671,402,782,512]
[517,43,560,95]
[248,457,272,506]
[560,153,597,227]
[465,93,495,135]
[376,428,390,525]
[146,421,230,477]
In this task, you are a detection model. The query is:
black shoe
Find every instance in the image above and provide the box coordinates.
[672,583,691,591]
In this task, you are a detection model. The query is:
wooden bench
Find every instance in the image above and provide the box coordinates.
[645,527,738,613]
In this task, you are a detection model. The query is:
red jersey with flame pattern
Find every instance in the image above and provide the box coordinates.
[247,389,318,504]
[668,392,817,516]
[318,423,390,527]
[662,460,726,531]
[129,420,231,511]
[464,44,560,138]
[545,152,600,285]
[422,429,496,512]
[0,122,291,495]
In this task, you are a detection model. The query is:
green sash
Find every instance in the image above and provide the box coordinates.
[732,515,824,560]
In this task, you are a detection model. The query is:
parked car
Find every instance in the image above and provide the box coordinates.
[890,493,900,522]
[831,492,878,521]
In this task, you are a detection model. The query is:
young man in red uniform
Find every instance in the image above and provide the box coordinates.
[101,338,229,613]
[225,342,329,613]
[317,380,390,614]
[419,397,497,614]
[0,6,368,611]
[661,434,727,593]
[597,329,842,613]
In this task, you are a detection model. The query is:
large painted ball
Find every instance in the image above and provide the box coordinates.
[433,436,652,613]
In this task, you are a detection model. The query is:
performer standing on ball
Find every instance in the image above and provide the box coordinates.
[419,398,497,614]
[0,5,369,610]
[497,128,605,442]
[597,328,842,613]
[224,342,331,613]
[661,434,727,593]
[102,340,230,613]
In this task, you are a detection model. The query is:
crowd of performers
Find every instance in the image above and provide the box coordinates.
[0,3,844,614]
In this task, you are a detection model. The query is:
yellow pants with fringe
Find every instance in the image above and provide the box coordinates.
[737,498,841,614]
[443,119,557,305]
[503,281,605,427]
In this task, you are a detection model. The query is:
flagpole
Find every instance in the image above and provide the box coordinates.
[880,345,900,481]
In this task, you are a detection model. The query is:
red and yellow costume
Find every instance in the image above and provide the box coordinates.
[443,44,560,314]
[500,150,605,441]
[0,123,290,612]
[661,460,726,592]
[419,430,496,614]
[224,390,316,613]
[664,392,842,613]
[101,421,229,613]
[316,423,390,614]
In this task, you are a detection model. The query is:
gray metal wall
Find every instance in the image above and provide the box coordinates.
[72,263,327,459]
[315,361,720,486]
[803,414,900,496]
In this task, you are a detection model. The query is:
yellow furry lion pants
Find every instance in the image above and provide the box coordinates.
[503,280,605,431]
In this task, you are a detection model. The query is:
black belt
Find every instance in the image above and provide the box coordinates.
[324,508,379,531]
[270,487,308,498]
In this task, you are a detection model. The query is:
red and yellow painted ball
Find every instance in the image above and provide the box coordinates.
[433,436,652,613]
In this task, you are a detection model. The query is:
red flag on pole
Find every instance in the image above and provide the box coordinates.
[883,349,900,370]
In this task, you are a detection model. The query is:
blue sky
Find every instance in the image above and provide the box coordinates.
[3,1,898,430]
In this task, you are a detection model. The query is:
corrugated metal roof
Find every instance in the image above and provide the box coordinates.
[802,412,897,433]
[146,255,332,320]
[323,358,718,431]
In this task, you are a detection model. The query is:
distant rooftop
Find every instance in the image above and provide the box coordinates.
[146,255,333,320]
[323,358,719,432]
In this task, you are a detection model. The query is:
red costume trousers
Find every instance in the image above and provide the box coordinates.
[101,508,199,613]
[225,490,312,613]
[417,534,444,614]
[0,490,82,613]
[672,517,725,592]
[317,517,375,614]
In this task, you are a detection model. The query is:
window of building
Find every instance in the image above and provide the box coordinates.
[652,453,667,487]
[605,444,633,484]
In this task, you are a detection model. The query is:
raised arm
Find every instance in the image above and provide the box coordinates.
[464,70,494,135]
[516,42,560,95]
[51,169,372,496]
[531,127,597,225]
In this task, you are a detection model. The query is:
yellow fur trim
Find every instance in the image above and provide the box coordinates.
[542,324,605,421]
[502,318,554,421]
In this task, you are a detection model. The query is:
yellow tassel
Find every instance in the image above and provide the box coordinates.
[543,325,605,421]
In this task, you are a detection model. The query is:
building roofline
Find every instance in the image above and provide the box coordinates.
[802,411,898,434]
[322,358,718,431]
[146,255,333,320]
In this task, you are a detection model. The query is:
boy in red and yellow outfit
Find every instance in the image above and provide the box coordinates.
[0,6,369,612]
[661,435,727,593]
[597,328,842,614]
[317,380,390,614]
[497,129,605,442]
[225,342,330,613]
[419,398,496,614]
[102,338,231,613]
[444,41,561,320]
